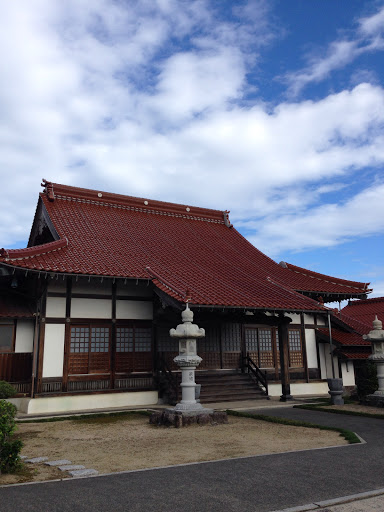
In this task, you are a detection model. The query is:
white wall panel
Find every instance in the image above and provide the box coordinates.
[42,324,65,378]
[71,298,112,319]
[15,320,34,353]
[116,300,153,320]
[46,297,66,318]
[304,329,318,368]
[341,361,355,386]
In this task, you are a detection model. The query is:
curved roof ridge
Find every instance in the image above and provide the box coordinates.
[42,180,227,224]
[0,238,68,261]
[281,261,371,292]
[346,296,384,306]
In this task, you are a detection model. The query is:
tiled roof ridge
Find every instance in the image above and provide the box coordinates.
[42,180,228,224]
[266,276,325,309]
[281,261,370,292]
[0,238,68,261]
[346,297,384,306]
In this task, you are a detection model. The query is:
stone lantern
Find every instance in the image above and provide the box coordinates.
[169,303,206,411]
[149,303,228,427]
[364,315,384,406]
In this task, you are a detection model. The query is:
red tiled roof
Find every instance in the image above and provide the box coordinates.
[280,262,370,297]
[0,296,34,318]
[0,181,352,311]
[341,297,384,328]
[317,327,371,346]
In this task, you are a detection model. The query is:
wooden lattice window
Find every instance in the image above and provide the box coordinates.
[116,327,134,352]
[115,323,152,373]
[275,328,303,368]
[288,329,303,368]
[258,329,274,368]
[0,323,15,353]
[69,325,110,374]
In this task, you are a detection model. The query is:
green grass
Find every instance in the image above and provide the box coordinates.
[226,409,361,444]
[16,410,151,424]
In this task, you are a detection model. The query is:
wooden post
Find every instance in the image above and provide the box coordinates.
[301,313,309,383]
[278,314,292,401]
[36,288,47,394]
[62,276,72,392]
[110,280,117,390]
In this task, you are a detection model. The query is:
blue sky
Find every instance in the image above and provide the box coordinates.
[0,0,383,298]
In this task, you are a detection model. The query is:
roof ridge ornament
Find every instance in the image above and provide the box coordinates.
[223,210,232,228]
[41,179,55,202]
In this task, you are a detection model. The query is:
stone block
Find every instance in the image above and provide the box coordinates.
[68,468,98,477]
[58,465,86,471]
[45,460,72,466]
[25,457,49,463]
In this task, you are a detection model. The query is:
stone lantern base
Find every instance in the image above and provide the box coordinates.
[365,392,384,408]
[149,408,228,428]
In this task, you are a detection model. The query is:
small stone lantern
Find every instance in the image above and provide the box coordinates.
[169,303,205,411]
[364,315,384,406]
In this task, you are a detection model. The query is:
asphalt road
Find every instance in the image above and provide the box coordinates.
[1,407,383,512]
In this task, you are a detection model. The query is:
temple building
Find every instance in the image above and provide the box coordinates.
[0,180,373,414]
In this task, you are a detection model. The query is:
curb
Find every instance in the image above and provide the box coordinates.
[269,487,384,512]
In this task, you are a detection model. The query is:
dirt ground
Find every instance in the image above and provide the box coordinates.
[1,412,347,485]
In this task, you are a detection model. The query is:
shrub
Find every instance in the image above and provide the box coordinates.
[355,361,378,401]
[0,400,23,474]
[0,380,17,399]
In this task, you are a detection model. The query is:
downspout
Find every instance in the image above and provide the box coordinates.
[327,312,336,379]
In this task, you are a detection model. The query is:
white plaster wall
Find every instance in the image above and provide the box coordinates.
[15,320,34,353]
[286,313,300,323]
[11,391,158,414]
[304,314,314,324]
[46,297,66,318]
[116,300,153,320]
[268,381,329,397]
[71,298,112,319]
[42,324,65,378]
[319,343,328,379]
[317,315,326,326]
[341,361,356,387]
[305,329,318,368]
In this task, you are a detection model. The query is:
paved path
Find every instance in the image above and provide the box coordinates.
[2,406,384,512]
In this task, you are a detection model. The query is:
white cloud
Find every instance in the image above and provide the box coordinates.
[0,0,383,287]
[285,5,384,95]
[248,181,384,257]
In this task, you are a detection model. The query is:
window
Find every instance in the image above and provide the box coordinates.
[0,324,14,352]
[115,323,152,373]
[69,325,110,374]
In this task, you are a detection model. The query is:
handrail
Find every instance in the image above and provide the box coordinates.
[156,354,179,405]
[244,354,269,396]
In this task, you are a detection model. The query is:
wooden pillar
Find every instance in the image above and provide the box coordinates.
[36,288,47,394]
[110,280,117,390]
[62,277,72,392]
[301,313,309,383]
[278,313,292,401]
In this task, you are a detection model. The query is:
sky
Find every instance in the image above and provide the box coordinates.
[0,0,383,300]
